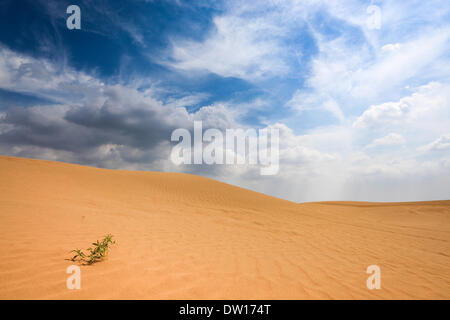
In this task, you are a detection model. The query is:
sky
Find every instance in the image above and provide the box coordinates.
[0,0,449,202]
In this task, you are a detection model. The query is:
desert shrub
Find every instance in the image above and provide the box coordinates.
[71,234,116,264]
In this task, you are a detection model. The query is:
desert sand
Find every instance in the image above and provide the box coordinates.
[0,155,449,299]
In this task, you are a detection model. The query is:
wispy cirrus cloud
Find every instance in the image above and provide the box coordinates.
[165,14,289,80]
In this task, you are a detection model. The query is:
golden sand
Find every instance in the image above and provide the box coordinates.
[0,156,449,299]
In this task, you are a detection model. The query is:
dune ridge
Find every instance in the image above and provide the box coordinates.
[0,156,449,299]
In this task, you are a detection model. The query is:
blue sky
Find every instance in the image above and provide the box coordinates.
[0,0,449,202]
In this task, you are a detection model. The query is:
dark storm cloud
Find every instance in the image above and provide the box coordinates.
[65,105,173,149]
[0,106,108,152]
[0,77,236,169]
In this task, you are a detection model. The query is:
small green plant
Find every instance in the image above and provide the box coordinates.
[71,234,116,265]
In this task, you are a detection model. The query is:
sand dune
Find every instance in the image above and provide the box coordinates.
[0,156,449,299]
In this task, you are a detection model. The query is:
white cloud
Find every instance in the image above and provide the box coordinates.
[166,14,288,80]
[294,27,450,119]
[0,46,104,105]
[352,29,450,99]
[381,43,401,52]
[418,134,450,152]
[353,99,411,128]
[353,82,450,131]
[365,133,405,149]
